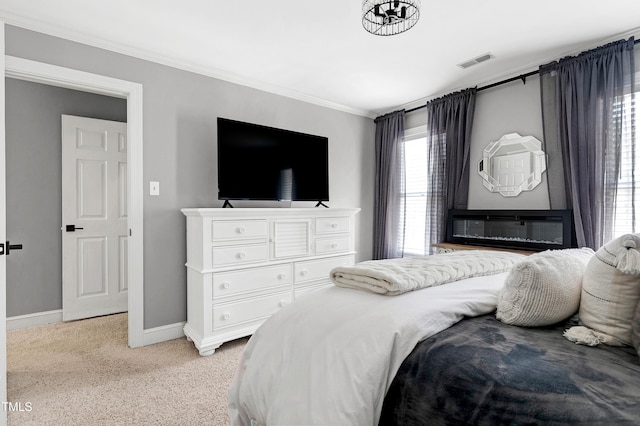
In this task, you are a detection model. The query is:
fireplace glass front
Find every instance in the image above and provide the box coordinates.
[446,210,575,251]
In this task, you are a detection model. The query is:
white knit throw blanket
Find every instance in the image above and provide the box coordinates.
[331,250,525,295]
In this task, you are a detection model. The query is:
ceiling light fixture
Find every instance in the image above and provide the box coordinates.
[362,0,421,36]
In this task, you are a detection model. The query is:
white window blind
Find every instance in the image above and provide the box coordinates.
[399,135,429,256]
[612,79,638,238]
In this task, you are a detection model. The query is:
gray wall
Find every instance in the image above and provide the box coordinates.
[5,79,127,317]
[404,75,549,210]
[5,25,375,328]
[469,74,549,209]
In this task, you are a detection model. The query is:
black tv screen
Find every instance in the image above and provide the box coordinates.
[217,118,329,202]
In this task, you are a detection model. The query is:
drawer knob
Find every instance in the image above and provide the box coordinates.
[237,227,245,234]
[301,269,308,276]
[331,243,338,248]
[277,273,286,280]
[237,252,246,259]
[223,313,231,320]
[331,223,338,228]
[222,282,231,289]
[279,300,288,307]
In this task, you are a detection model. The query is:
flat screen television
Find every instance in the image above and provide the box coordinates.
[217,118,329,203]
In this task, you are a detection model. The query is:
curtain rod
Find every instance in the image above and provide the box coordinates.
[405,38,640,115]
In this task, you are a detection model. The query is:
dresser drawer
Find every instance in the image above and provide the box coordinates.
[212,292,291,330]
[295,255,354,284]
[212,264,292,299]
[316,216,351,234]
[315,236,351,255]
[211,220,267,241]
[212,243,268,266]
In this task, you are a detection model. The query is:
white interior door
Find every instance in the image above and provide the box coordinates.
[62,115,128,321]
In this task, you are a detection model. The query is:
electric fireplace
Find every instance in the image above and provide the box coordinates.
[446,209,576,252]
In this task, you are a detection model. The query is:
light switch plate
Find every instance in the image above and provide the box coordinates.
[150,181,160,196]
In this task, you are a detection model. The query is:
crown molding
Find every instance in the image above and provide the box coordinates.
[0,11,377,119]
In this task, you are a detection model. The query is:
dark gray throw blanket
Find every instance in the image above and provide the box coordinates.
[379,315,640,425]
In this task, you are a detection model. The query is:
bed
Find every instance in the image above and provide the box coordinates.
[227,248,640,425]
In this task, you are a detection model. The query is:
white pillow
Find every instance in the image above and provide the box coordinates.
[577,234,640,346]
[496,248,594,327]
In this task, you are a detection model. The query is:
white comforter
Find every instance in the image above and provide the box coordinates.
[228,272,509,426]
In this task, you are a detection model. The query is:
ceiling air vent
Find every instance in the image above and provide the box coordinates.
[457,53,494,69]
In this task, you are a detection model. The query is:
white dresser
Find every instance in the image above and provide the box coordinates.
[181,207,360,356]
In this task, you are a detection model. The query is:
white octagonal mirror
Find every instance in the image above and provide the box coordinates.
[478,133,546,197]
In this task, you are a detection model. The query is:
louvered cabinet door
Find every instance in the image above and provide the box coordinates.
[271,219,312,260]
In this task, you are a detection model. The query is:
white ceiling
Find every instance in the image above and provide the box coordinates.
[1,0,640,117]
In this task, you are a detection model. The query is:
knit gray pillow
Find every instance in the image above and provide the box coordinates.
[496,248,594,327]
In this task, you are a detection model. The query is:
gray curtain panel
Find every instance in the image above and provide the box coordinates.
[540,38,636,249]
[425,88,477,250]
[373,110,405,259]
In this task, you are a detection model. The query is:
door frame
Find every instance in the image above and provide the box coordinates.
[2,55,145,347]
[1,22,7,426]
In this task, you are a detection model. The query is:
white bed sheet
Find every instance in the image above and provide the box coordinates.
[228,272,509,426]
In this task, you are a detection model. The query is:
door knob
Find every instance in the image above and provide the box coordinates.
[65,225,84,232]
[0,241,23,256]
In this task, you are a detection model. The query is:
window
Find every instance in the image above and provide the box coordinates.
[399,128,429,256]
[612,75,638,238]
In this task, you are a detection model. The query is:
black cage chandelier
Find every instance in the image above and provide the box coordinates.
[362,0,421,36]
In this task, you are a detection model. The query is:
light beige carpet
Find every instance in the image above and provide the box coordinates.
[7,314,248,425]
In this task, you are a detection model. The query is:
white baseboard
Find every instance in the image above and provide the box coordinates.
[7,310,63,331]
[142,321,186,347]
